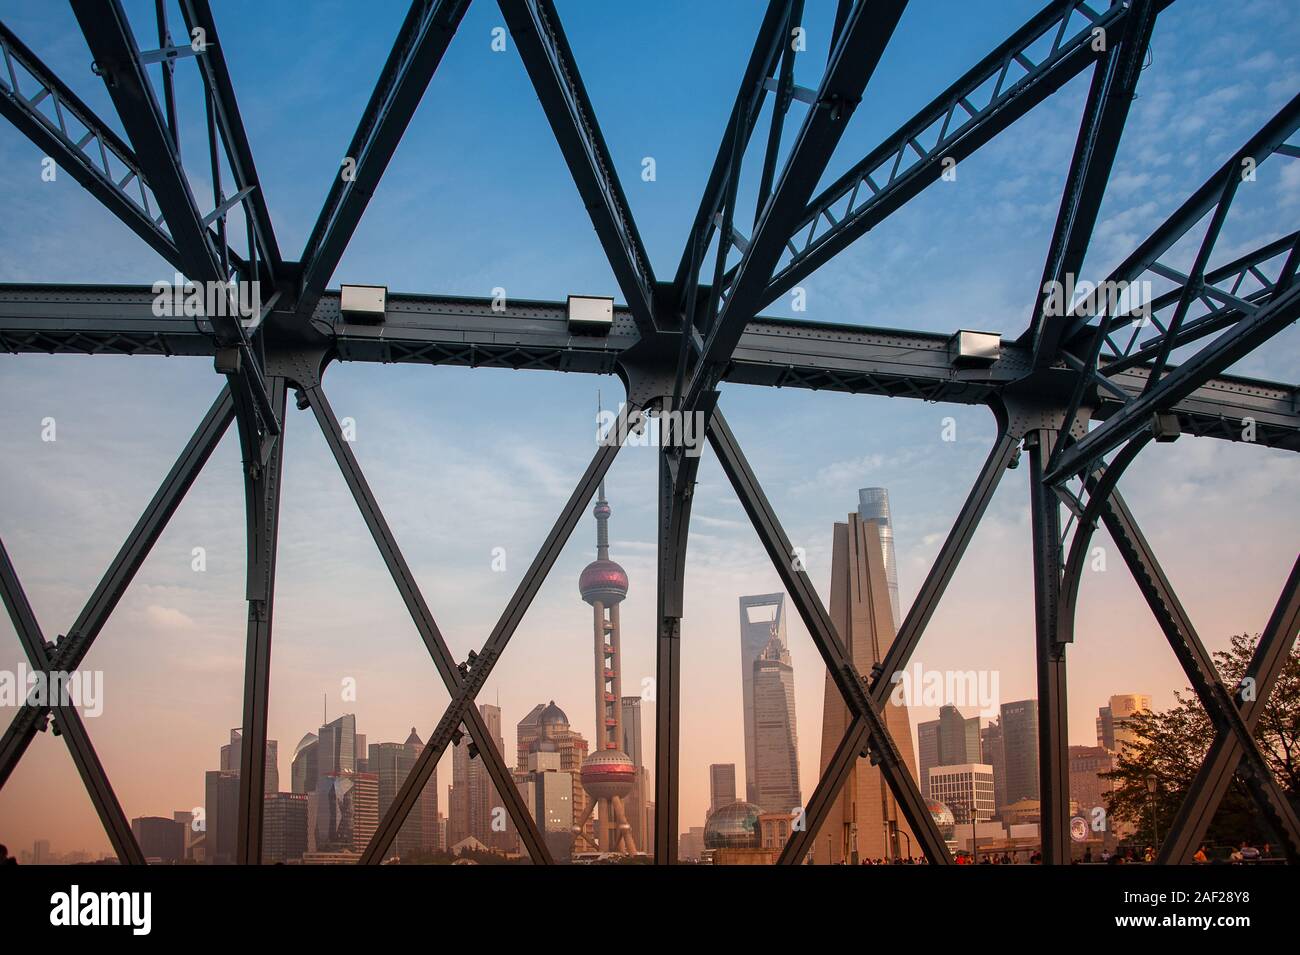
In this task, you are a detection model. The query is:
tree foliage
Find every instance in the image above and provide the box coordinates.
[1102,632,1299,848]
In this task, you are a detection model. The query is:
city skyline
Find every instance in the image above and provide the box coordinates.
[0,446,1285,857]
[1,0,1297,860]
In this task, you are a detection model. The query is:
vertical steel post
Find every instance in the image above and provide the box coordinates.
[235,378,287,865]
[1027,428,1070,864]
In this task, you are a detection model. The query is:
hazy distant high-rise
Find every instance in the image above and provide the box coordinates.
[857,488,901,631]
[1069,744,1113,821]
[450,703,509,851]
[316,771,378,854]
[751,633,801,814]
[515,747,576,861]
[1000,700,1039,804]
[219,728,278,793]
[980,719,1007,810]
[816,506,919,863]
[917,704,981,792]
[369,728,438,858]
[709,763,737,815]
[131,815,184,863]
[203,770,240,864]
[1097,694,1151,754]
[291,732,319,794]
[738,593,786,804]
[263,792,309,863]
[621,694,650,851]
[318,714,357,776]
[516,701,593,851]
[927,763,996,826]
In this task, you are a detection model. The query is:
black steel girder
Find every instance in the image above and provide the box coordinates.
[1046,276,1300,482]
[5,284,1295,453]
[764,0,1169,308]
[71,0,224,288]
[709,407,953,864]
[70,0,281,442]
[1026,0,1156,367]
[1096,490,1300,860]
[178,0,283,285]
[0,536,145,865]
[671,0,793,305]
[500,0,658,337]
[1060,93,1300,348]
[780,421,1019,865]
[1158,556,1300,863]
[234,378,287,864]
[359,403,640,863]
[303,382,553,864]
[0,20,182,268]
[0,387,232,866]
[1027,427,1071,864]
[682,0,907,414]
[295,0,470,317]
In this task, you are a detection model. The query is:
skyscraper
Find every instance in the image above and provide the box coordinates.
[620,694,650,852]
[516,701,593,851]
[1000,700,1040,804]
[318,714,357,776]
[751,632,801,814]
[450,703,508,851]
[816,504,919,863]
[917,704,981,792]
[369,729,438,858]
[316,771,378,855]
[131,816,184,863]
[1096,693,1151,754]
[515,747,576,861]
[576,475,638,854]
[219,728,278,793]
[738,593,786,804]
[980,719,1007,811]
[291,732,319,794]
[857,488,901,631]
[927,764,996,826]
[203,770,240,864]
[1069,744,1113,822]
[263,792,309,863]
[709,763,737,815]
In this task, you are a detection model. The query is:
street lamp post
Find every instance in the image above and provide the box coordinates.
[1145,774,1159,859]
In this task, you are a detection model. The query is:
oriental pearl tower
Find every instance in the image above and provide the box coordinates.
[575,473,638,855]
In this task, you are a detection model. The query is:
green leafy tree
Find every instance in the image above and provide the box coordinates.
[1102,632,1299,849]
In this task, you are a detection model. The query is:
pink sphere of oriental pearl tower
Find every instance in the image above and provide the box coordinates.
[576,473,638,855]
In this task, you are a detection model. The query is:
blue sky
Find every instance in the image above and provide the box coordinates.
[1,0,1297,856]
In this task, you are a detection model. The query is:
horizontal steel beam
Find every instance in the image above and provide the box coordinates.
[2,285,1295,450]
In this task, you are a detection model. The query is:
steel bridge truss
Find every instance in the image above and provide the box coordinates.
[0,0,1297,865]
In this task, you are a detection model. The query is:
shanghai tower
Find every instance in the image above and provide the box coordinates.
[858,487,901,631]
[574,474,639,854]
